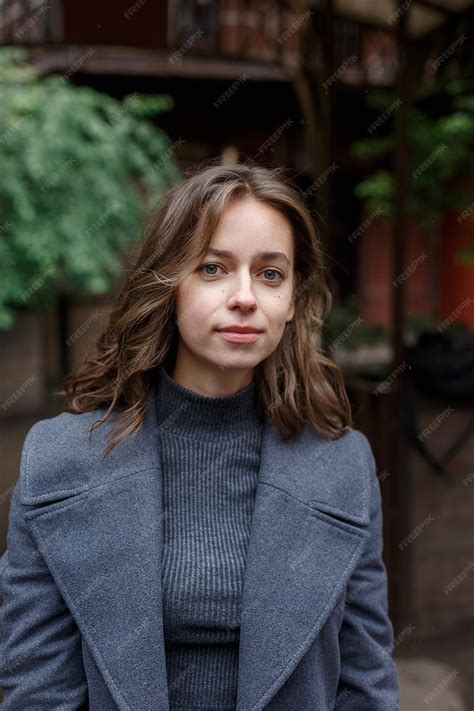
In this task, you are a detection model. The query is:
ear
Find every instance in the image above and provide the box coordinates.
[286,300,295,323]
[286,270,300,323]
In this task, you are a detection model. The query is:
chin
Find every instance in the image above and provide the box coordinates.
[212,354,260,371]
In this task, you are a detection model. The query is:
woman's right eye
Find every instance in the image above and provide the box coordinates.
[198,263,222,276]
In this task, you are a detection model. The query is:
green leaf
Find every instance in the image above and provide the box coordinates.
[0,48,183,331]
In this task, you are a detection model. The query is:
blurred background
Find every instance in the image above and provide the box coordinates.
[0,1,473,708]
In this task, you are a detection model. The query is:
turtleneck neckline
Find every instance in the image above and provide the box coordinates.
[154,364,263,440]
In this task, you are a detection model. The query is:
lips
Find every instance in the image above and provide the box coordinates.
[217,329,262,344]
[217,326,263,333]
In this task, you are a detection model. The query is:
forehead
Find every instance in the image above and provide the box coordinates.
[209,197,294,262]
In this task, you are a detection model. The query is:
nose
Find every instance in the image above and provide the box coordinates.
[227,270,258,311]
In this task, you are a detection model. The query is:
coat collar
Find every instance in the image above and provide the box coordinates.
[21,381,372,710]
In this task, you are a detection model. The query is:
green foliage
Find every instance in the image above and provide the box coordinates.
[322,294,441,350]
[322,295,389,351]
[0,47,182,330]
[351,78,474,241]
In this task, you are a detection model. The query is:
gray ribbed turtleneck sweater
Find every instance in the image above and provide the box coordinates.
[154,364,264,710]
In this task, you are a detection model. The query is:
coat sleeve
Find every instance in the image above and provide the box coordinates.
[0,425,89,709]
[334,432,400,710]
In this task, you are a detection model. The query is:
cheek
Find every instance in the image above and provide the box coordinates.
[176,281,199,315]
[264,293,293,322]
[175,284,214,332]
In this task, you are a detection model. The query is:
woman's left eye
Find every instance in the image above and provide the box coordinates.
[198,264,283,282]
[262,269,283,282]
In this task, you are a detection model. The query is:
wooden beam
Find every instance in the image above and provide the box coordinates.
[27,44,289,81]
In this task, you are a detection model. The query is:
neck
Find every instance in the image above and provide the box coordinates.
[154,364,263,440]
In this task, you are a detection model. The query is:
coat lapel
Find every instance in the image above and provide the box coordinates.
[23,390,170,710]
[235,422,371,710]
[22,382,371,710]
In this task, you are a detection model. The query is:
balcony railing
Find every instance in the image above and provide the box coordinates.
[0,0,307,66]
[0,0,62,44]
[0,0,372,82]
[167,0,300,63]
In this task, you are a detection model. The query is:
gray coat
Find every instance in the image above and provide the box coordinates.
[0,381,400,710]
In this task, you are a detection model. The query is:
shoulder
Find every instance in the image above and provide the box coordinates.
[302,425,381,526]
[322,425,381,521]
[266,423,378,526]
[17,410,106,505]
[300,423,376,493]
[17,407,153,505]
[335,426,376,476]
[309,423,374,463]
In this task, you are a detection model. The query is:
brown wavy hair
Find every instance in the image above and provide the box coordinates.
[59,160,353,456]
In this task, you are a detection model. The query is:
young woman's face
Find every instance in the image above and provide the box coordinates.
[174,196,295,384]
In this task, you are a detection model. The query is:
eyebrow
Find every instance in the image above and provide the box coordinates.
[205,248,291,268]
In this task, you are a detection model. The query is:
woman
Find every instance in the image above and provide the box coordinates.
[0,162,400,710]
